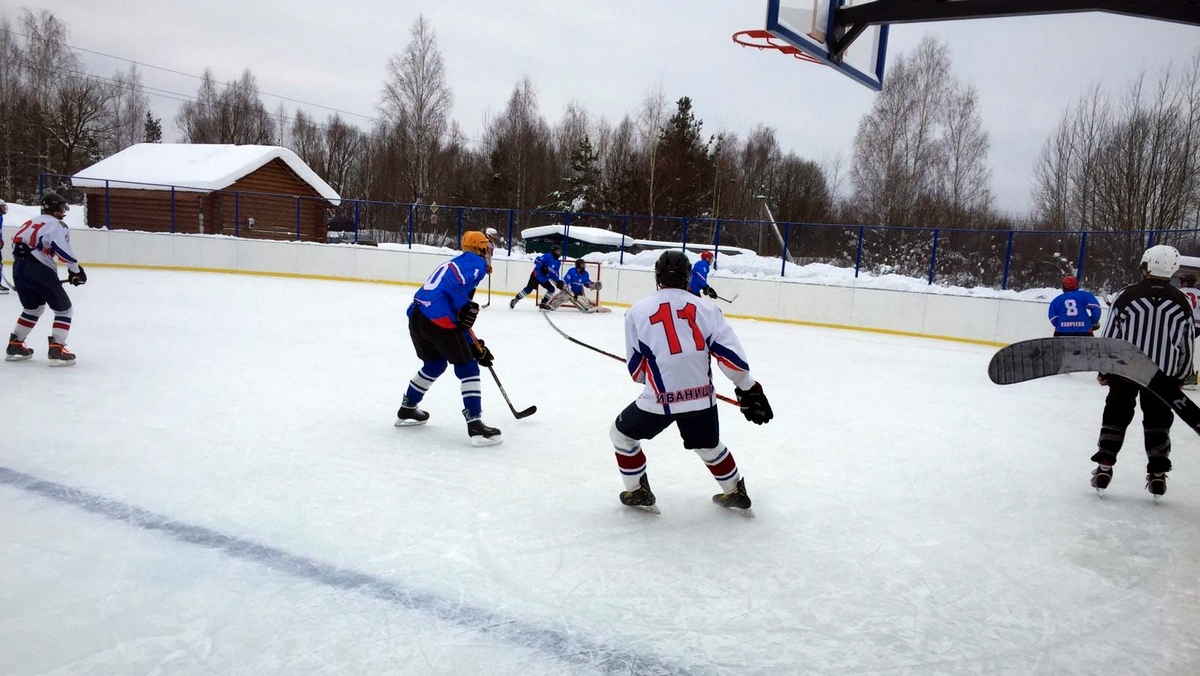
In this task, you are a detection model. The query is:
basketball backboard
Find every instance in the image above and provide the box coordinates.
[765,0,889,90]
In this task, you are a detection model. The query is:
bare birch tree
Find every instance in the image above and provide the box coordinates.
[379,15,453,202]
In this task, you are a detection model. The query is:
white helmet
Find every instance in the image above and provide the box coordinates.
[1140,244,1181,278]
[485,227,498,236]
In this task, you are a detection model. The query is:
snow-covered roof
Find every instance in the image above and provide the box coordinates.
[520,224,634,247]
[72,143,341,205]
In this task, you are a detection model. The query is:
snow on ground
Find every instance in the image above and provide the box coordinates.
[1,268,1198,675]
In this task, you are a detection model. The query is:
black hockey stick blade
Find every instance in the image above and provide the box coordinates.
[987,337,1158,387]
[989,336,1200,436]
[482,274,492,308]
[715,293,738,303]
[486,365,537,419]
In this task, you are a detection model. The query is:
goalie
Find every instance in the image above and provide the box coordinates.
[548,259,603,312]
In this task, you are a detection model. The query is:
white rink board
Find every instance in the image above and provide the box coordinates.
[60,228,1055,344]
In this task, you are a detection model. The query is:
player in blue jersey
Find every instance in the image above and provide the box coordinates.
[6,192,86,365]
[397,230,501,445]
[509,244,564,310]
[689,250,718,298]
[1048,276,1102,336]
[548,258,604,310]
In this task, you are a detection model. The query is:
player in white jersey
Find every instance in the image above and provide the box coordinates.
[609,250,773,515]
[1178,273,1200,389]
[5,192,87,365]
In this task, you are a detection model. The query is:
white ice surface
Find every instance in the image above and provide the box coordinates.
[1,269,1199,675]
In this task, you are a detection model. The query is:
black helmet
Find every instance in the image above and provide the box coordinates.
[574,259,586,270]
[549,244,562,258]
[654,250,691,290]
[41,191,68,214]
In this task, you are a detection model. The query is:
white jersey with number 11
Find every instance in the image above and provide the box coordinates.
[624,287,756,415]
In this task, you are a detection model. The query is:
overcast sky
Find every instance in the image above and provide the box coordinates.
[13,1,1200,215]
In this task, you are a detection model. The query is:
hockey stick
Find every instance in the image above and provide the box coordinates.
[469,330,536,419]
[713,292,738,303]
[541,311,739,406]
[482,274,491,308]
[989,337,1200,436]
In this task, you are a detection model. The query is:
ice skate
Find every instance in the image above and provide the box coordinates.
[464,409,502,446]
[1091,464,1113,495]
[47,338,76,366]
[5,333,33,362]
[619,474,659,514]
[1146,472,1167,501]
[47,337,76,366]
[713,477,755,517]
[394,397,429,427]
[509,297,519,309]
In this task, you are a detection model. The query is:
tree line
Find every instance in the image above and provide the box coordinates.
[2,9,1198,258]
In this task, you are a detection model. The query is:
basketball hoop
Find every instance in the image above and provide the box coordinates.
[732,29,822,65]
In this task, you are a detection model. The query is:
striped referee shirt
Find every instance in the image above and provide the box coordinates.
[1103,277,1196,379]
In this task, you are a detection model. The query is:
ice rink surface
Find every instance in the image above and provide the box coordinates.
[2,269,1198,675]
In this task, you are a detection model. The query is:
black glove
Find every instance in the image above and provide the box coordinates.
[539,266,549,276]
[1091,323,1100,332]
[703,286,718,299]
[555,279,564,290]
[68,266,87,286]
[456,301,480,329]
[734,382,773,425]
[12,242,32,260]
[474,339,494,367]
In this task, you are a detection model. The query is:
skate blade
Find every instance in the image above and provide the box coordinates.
[469,435,503,447]
[626,504,660,515]
[393,418,428,427]
[48,360,76,367]
[717,504,755,518]
[4,354,33,362]
[1094,488,1106,497]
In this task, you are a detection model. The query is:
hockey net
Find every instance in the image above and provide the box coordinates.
[540,258,609,313]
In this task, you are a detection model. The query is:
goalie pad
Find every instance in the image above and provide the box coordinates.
[547,290,571,310]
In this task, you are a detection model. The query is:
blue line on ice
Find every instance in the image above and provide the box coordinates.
[0,466,697,675]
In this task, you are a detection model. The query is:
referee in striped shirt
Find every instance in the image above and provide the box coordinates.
[1092,244,1195,497]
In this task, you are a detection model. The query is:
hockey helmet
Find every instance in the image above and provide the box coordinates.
[461,230,490,256]
[40,190,68,215]
[700,250,714,262]
[1181,273,1198,286]
[1140,244,1181,279]
[485,227,498,236]
[654,250,691,290]
[550,243,562,258]
[1061,276,1078,292]
[574,259,586,270]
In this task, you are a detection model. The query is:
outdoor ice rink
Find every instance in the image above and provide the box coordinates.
[2,268,1198,675]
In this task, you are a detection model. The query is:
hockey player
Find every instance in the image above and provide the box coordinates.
[689,250,718,299]
[549,259,604,311]
[397,230,501,446]
[1048,276,1102,336]
[610,250,773,515]
[509,243,564,310]
[1093,244,1194,497]
[6,191,86,365]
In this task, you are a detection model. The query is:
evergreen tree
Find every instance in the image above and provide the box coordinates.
[143,111,163,143]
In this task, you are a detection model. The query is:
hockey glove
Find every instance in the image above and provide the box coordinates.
[456,301,480,330]
[67,266,87,286]
[703,286,718,299]
[555,279,564,290]
[734,382,773,425]
[591,280,602,291]
[474,339,494,368]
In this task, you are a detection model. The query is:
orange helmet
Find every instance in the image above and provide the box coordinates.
[700,250,714,262]
[1061,276,1078,292]
[461,231,490,256]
